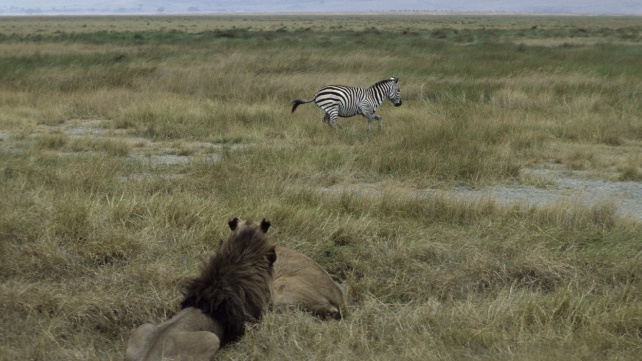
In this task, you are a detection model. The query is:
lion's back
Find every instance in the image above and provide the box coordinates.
[273,246,347,318]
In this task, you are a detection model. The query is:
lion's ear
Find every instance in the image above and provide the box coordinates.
[228,217,239,231]
[267,247,277,266]
[260,219,271,233]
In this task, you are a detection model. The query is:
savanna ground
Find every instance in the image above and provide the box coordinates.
[0,14,641,360]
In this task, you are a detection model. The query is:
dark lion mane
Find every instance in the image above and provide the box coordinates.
[180,219,276,346]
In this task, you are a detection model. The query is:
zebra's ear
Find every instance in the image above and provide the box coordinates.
[391,77,398,83]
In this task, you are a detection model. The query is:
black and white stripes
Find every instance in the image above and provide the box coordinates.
[291,77,402,131]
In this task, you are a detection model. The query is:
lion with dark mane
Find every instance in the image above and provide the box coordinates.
[230,218,347,319]
[125,218,276,361]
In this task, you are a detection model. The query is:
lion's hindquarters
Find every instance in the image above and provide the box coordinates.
[163,331,220,361]
[125,324,157,361]
[125,309,222,361]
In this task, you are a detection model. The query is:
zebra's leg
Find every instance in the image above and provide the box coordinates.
[365,113,381,131]
[374,115,383,130]
[329,114,341,128]
[323,113,330,124]
[327,108,340,128]
[363,108,378,132]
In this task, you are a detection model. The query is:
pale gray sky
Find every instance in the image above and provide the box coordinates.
[1,0,640,15]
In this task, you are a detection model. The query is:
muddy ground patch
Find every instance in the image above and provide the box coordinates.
[2,119,641,221]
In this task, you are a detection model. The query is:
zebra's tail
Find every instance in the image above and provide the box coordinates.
[291,98,314,113]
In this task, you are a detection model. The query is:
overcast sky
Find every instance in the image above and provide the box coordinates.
[1,0,640,16]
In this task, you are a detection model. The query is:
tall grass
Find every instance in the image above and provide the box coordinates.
[0,15,641,361]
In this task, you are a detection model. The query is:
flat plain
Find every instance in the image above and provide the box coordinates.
[0,14,641,361]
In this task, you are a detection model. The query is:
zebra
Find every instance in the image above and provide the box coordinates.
[291,77,402,131]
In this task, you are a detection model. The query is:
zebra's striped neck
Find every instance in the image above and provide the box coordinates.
[367,81,392,107]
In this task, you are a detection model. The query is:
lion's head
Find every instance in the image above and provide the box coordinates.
[228,218,348,320]
[180,217,276,346]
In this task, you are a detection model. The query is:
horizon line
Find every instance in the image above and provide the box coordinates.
[1,10,641,17]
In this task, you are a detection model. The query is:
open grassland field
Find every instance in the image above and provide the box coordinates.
[1,14,641,360]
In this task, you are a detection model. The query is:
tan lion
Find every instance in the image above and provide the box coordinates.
[229,219,347,319]
[125,218,276,361]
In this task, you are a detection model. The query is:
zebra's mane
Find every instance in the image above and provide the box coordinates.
[372,78,396,88]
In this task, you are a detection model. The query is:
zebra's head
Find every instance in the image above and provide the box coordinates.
[388,77,402,107]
